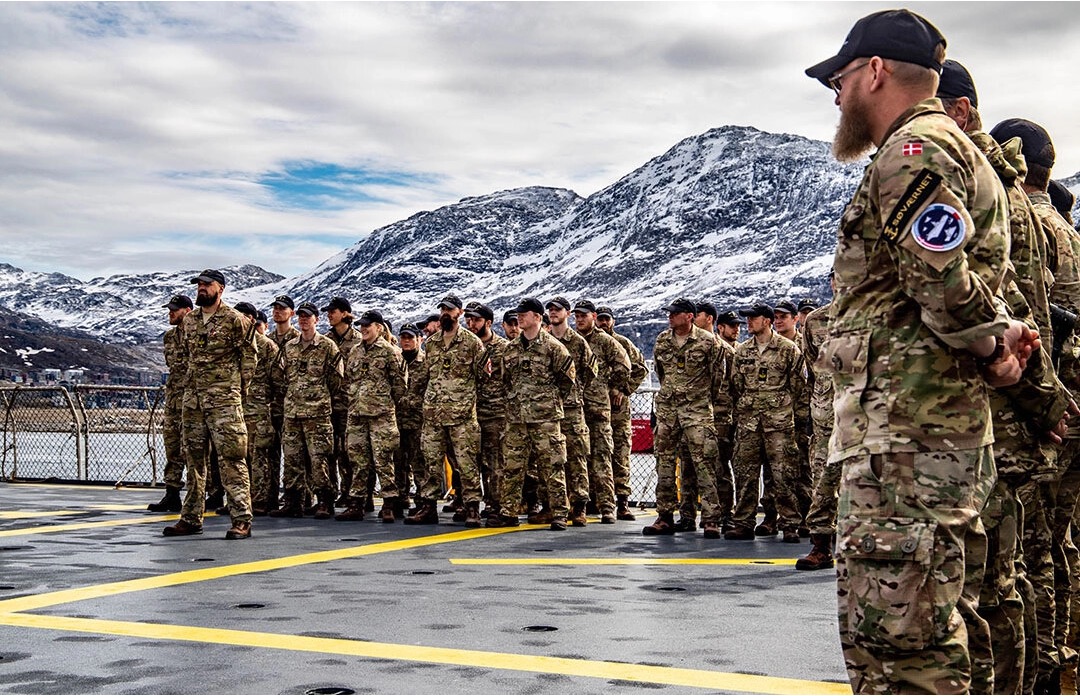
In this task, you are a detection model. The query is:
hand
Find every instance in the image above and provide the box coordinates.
[1049,399,1080,444]
[981,321,1041,388]
[610,389,625,407]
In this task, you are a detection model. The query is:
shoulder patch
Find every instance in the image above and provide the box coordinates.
[911,203,966,252]
[882,168,943,244]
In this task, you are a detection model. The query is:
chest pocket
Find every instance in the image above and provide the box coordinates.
[834,202,870,288]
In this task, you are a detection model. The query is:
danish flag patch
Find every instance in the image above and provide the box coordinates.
[902,142,923,156]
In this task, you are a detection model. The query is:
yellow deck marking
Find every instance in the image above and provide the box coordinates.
[0,514,181,537]
[0,526,524,613]
[0,613,851,695]
[450,557,798,566]
[0,504,148,520]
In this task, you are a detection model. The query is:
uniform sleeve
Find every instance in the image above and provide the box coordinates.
[325,343,344,398]
[653,337,665,385]
[787,345,808,414]
[553,345,577,400]
[579,341,598,391]
[627,343,649,393]
[877,137,1010,349]
[239,317,257,392]
[607,339,631,396]
[389,350,408,406]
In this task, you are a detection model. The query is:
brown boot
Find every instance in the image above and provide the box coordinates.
[570,502,588,527]
[616,495,636,521]
[403,500,439,525]
[464,502,482,528]
[225,520,251,540]
[162,519,203,537]
[379,497,396,523]
[703,521,720,539]
[642,513,675,536]
[269,490,304,518]
[312,492,334,520]
[335,505,366,521]
[795,534,835,571]
[527,505,553,525]
[487,513,520,528]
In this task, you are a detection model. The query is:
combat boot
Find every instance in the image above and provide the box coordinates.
[225,520,251,540]
[1061,663,1077,695]
[487,513,520,528]
[1035,667,1062,695]
[334,505,366,521]
[463,502,482,528]
[570,502,588,527]
[148,486,182,512]
[205,490,224,511]
[642,513,676,536]
[616,495,636,521]
[364,492,375,513]
[252,500,269,517]
[754,520,777,537]
[781,529,800,543]
[673,516,697,532]
[600,512,616,524]
[723,525,754,540]
[550,517,568,531]
[443,493,462,514]
[378,497,397,523]
[702,521,721,539]
[795,534,835,571]
[215,500,230,516]
[162,519,203,537]
[269,491,304,518]
[312,491,335,520]
[527,504,553,525]
[403,500,439,525]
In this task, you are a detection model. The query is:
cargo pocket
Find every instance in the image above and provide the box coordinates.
[818,332,870,452]
[838,517,937,651]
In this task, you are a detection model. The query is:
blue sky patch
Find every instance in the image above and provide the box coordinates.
[257,162,441,212]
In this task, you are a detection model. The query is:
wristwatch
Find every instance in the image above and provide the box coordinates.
[975,336,1006,368]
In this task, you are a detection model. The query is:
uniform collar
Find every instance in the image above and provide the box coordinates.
[875,97,948,159]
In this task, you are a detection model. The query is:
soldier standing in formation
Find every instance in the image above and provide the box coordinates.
[464,302,509,519]
[395,323,425,516]
[148,294,193,513]
[267,295,299,511]
[323,296,362,507]
[234,302,280,517]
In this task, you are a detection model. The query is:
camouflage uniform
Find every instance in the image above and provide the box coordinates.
[500,330,576,520]
[580,326,631,518]
[395,348,425,508]
[344,336,407,503]
[729,330,805,535]
[801,302,838,536]
[327,323,363,500]
[268,325,300,505]
[411,328,485,508]
[476,333,509,512]
[603,328,649,500]
[652,325,722,523]
[179,305,257,527]
[552,327,597,509]
[280,333,343,509]
[825,99,1010,694]
[246,331,279,509]
[161,323,189,489]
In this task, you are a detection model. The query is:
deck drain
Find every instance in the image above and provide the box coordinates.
[411,570,436,575]
[190,558,215,563]
[234,603,265,609]
[338,538,360,542]
[0,546,33,552]
[0,585,16,590]
[655,586,687,592]
[750,561,774,565]
[304,688,355,695]
[533,549,554,553]
[523,625,558,632]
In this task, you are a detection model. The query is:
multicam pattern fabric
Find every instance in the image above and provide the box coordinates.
[281,334,343,419]
[411,329,485,427]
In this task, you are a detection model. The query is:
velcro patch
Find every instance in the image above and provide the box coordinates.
[882,168,942,244]
[912,203,966,252]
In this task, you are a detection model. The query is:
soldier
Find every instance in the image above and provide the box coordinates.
[489,297,576,530]
[148,294,193,513]
[336,310,408,522]
[574,300,630,525]
[805,11,1038,691]
[404,294,485,527]
[323,296,362,506]
[463,302,508,517]
[716,310,743,346]
[796,298,817,331]
[234,302,280,517]
[395,323,425,517]
[270,302,343,519]
[546,296,596,526]
[501,310,520,341]
[163,269,256,540]
[772,300,800,342]
[725,303,805,543]
[595,306,649,520]
[643,298,723,537]
[267,294,300,510]
[1049,180,1075,226]
[421,313,440,340]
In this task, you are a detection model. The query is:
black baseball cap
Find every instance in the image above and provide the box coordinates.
[1049,180,1076,218]
[596,306,615,319]
[256,311,268,325]
[695,301,717,319]
[271,295,295,310]
[797,298,818,314]
[516,297,545,316]
[990,118,1056,169]
[664,298,697,314]
[355,309,384,326]
[739,303,775,320]
[164,294,193,311]
[937,59,978,108]
[805,9,946,87]
[464,302,494,322]
[399,322,420,338]
[233,301,258,319]
[437,294,463,310]
[573,299,597,314]
[502,310,518,324]
[717,310,744,326]
[773,300,798,315]
[321,296,352,313]
[190,269,226,286]
[296,302,319,317]
[424,313,440,325]
[546,296,571,312]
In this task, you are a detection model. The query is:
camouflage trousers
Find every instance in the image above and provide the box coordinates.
[731,425,800,533]
[805,425,840,535]
[653,414,720,521]
[347,412,399,500]
[1050,448,1080,670]
[500,421,568,519]
[331,410,353,499]
[419,420,481,504]
[610,411,633,498]
[395,427,421,504]
[584,410,617,516]
[270,409,285,505]
[162,392,186,489]
[560,407,591,506]
[245,403,275,507]
[479,417,505,510]
[677,417,734,523]
[835,447,995,695]
[282,416,334,497]
[794,422,813,523]
[181,402,251,525]
[1018,479,1058,682]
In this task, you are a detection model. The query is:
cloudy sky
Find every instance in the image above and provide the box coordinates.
[2,2,1078,280]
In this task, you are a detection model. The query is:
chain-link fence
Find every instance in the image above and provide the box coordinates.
[0,385,164,486]
[628,388,657,506]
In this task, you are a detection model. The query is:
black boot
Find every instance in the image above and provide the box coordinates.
[148,486,182,512]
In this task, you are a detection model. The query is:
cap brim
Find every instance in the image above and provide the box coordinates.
[189,275,215,284]
[805,53,850,87]
[437,303,457,310]
[271,302,290,309]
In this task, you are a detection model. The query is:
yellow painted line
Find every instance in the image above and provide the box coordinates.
[0,613,851,695]
[1,482,156,492]
[0,514,184,537]
[450,557,798,566]
[0,504,149,519]
[0,526,525,613]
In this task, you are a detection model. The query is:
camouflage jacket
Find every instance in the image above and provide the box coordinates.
[476,333,508,422]
[602,328,649,417]
[711,333,736,427]
[180,305,257,410]
[326,324,363,413]
[552,326,596,411]
[410,328,484,426]
[503,329,577,424]
[163,324,189,402]
[397,348,425,431]
[344,336,407,418]
[822,98,1010,462]
[731,330,805,433]
[579,327,631,418]
[247,331,279,408]
[653,325,721,426]
[280,333,343,419]
[268,324,300,416]
[801,303,835,432]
